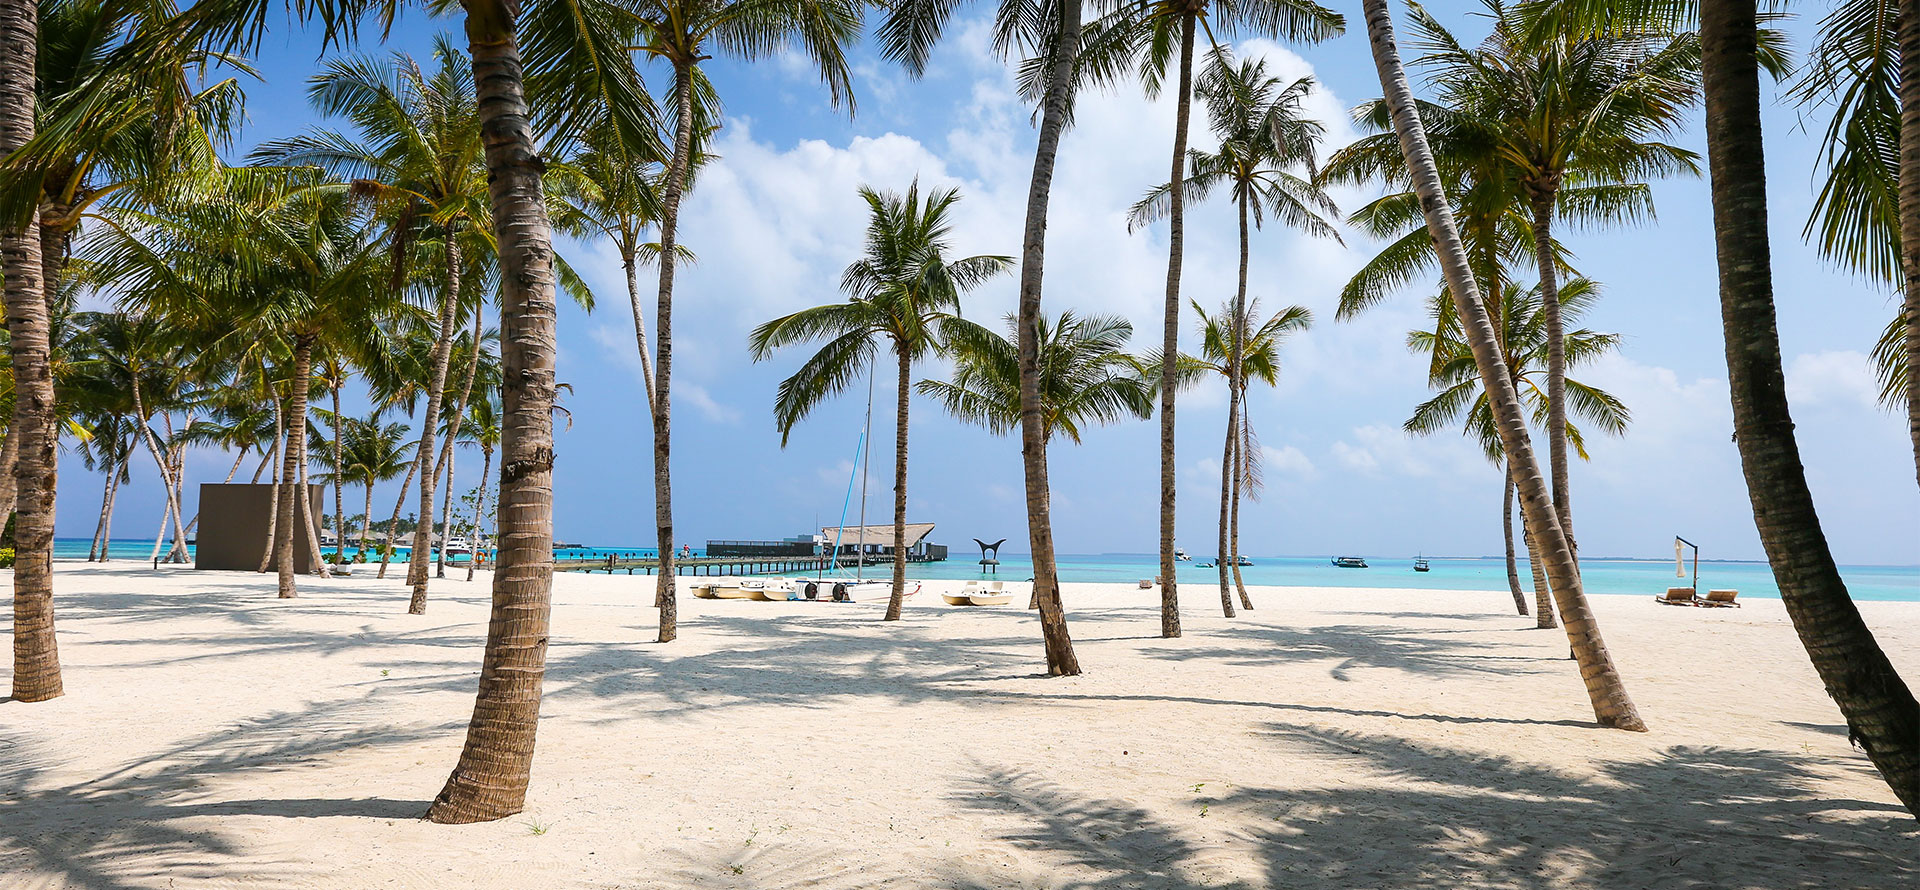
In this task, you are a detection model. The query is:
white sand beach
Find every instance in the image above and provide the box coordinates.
[4,563,1918,888]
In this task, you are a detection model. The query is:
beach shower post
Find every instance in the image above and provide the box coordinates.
[1675,535,1699,592]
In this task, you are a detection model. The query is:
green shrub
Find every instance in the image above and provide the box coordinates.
[0,548,15,568]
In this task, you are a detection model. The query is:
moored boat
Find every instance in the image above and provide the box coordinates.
[1332,556,1368,569]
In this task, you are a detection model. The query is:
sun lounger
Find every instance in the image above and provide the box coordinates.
[1656,587,1701,606]
[1701,589,1740,608]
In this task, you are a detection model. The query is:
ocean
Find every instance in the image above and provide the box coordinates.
[56,538,1920,602]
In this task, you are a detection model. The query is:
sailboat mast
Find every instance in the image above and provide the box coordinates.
[855,365,875,581]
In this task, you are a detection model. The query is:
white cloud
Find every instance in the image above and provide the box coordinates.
[1262,444,1318,479]
[1786,350,1881,411]
[1331,423,1484,478]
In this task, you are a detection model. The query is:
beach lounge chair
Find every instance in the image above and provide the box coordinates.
[1702,589,1741,608]
[1656,587,1700,606]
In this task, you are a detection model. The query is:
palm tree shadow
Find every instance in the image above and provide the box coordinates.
[0,697,446,889]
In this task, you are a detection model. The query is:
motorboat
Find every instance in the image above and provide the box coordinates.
[1413,556,1430,572]
[1332,556,1368,569]
[944,580,1012,606]
[444,537,472,555]
[1174,548,1192,561]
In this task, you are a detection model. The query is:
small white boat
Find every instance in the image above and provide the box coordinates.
[690,581,722,599]
[944,580,1011,607]
[1174,548,1192,561]
[809,578,920,603]
[444,537,472,555]
[747,579,797,601]
[709,580,755,599]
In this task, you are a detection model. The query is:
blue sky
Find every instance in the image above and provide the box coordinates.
[67,1,1920,565]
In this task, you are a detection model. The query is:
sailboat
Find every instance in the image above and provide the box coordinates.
[809,368,921,605]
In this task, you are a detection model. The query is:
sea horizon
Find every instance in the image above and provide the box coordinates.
[58,537,1920,602]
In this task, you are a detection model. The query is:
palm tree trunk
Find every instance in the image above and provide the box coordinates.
[650,60,695,643]
[1363,0,1644,730]
[433,309,484,582]
[259,397,286,573]
[1216,396,1237,618]
[361,484,374,557]
[1522,513,1554,626]
[1899,0,1920,498]
[1,0,59,703]
[89,458,114,561]
[99,468,118,560]
[296,413,330,579]
[332,386,346,560]
[1503,460,1527,615]
[376,428,419,578]
[276,336,316,598]
[131,382,185,565]
[884,343,912,621]
[1527,192,1576,560]
[1702,0,1919,815]
[624,250,657,409]
[408,229,463,613]
[467,446,492,582]
[1154,11,1197,641]
[428,18,561,824]
[1229,399,1251,609]
[1227,192,1253,613]
[1014,0,1084,677]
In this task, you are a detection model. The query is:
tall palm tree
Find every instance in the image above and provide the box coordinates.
[1101,0,1343,639]
[1404,0,1698,560]
[1696,0,1919,817]
[253,38,489,612]
[878,0,1095,676]
[1186,298,1309,614]
[630,0,862,644]
[920,309,1153,442]
[1131,54,1339,614]
[1404,278,1628,617]
[156,0,660,824]
[750,183,1010,622]
[1358,0,1644,730]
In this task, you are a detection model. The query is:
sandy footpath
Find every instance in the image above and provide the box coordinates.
[3,562,1918,888]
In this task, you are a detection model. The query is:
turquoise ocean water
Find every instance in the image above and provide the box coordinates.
[59,538,1920,602]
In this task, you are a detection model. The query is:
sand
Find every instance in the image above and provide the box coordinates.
[3,562,1918,889]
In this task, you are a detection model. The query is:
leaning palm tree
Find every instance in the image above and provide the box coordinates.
[750,183,1010,622]
[1358,0,1645,730]
[1403,0,1698,558]
[1131,54,1339,615]
[1097,0,1343,639]
[461,396,500,583]
[1405,277,1628,619]
[629,0,863,644]
[1187,298,1309,615]
[1694,0,1919,817]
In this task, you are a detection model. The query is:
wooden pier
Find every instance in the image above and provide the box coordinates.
[553,554,939,576]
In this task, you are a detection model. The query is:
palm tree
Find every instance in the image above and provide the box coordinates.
[1131,54,1339,615]
[1186,298,1309,614]
[880,0,1121,675]
[331,413,411,558]
[1100,0,1343,639]
[750,183,1010,622]
[1405,278,1628,618]
[1403,0,1698,560]
[1,0,60,702]
[1358,0,1644,731]
[253,38,489,613]
[630,0,863,644]
[159,0,661,824]
[920,310,1154,444]
[1695,0,1919,817]
[462,396,500,583]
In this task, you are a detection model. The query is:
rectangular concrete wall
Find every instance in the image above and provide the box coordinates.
[195,484,325,572]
